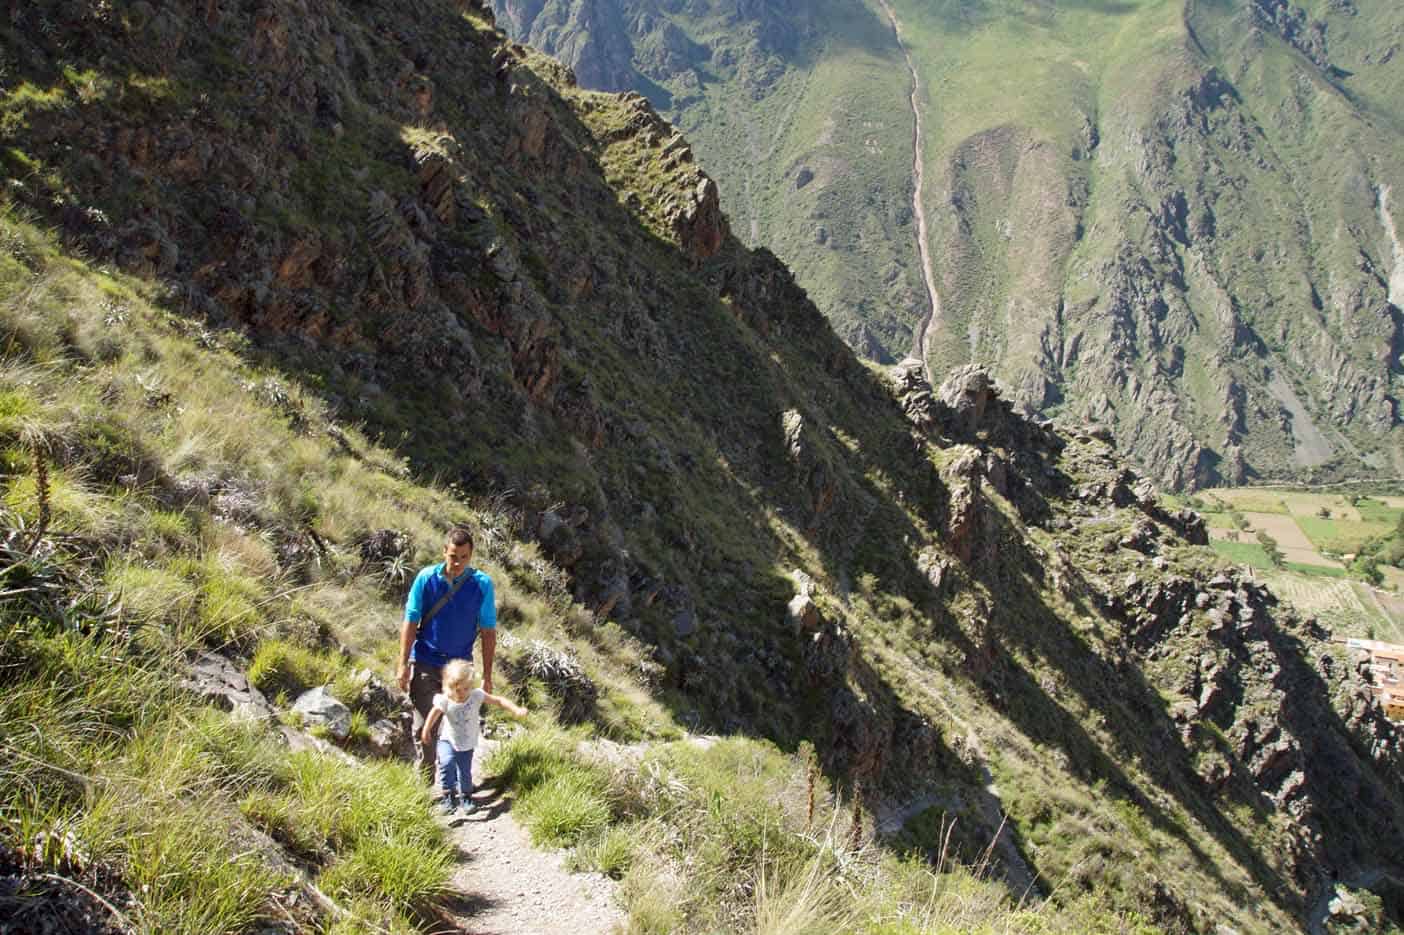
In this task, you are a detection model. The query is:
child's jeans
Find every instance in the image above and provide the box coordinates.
[436,740,475,797]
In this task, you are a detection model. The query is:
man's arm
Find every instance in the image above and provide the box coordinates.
[398,570,426,692]
[479,574,497,693]
[479,628,495,694]
[397,618,416,691]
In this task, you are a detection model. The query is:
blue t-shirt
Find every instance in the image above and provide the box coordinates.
[404,563,496,669]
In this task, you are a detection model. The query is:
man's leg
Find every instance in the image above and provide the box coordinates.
[408,663,441,784]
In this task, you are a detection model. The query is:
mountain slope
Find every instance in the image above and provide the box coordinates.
[1,0,1402,931]
[494,0,1404,490]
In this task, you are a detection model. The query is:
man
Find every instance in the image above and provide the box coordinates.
[397,526,497,782]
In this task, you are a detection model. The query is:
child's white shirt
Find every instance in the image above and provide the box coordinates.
[433,688,486,751]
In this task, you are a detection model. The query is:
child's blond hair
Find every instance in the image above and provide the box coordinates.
[442,659,476,696]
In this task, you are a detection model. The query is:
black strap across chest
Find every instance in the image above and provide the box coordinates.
[417,569,473,636]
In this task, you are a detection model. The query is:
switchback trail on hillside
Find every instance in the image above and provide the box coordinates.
[876,0,942,383]
[432,740,623,935]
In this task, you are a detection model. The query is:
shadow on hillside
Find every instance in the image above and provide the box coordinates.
[966,505,1287,914]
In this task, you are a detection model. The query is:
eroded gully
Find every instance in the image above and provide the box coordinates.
[876,0,941,382]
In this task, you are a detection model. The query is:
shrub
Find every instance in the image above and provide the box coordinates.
[516,771,612,846]
[570,824,638,878]
[247,638,341,699]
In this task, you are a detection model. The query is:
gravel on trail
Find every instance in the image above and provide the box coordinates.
[431,743,624,935]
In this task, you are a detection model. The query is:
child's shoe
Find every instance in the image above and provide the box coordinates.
[459,797,478,815]
[437,793,458,815]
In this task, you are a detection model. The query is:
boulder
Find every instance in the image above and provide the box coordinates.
[367,714,415,759]
[1167,508,1209,545]
[937,365,999,435]
[182,652,275,722]
[352,668,402,720]
[1119,519,1159,553]
[292,687,352,740]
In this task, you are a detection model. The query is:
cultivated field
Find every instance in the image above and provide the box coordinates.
[1183,488,1404,642]
[1258,572,1402,642]
[1193,489,1401,572]
[1240,512,1315,550]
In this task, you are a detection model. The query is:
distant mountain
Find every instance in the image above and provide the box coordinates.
[493,0,1404,490]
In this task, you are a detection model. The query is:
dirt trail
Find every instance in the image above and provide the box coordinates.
[433,740,623,935]
[876,0,942,381]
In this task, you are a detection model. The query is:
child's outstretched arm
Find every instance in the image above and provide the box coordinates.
[483,692,527,718]
[420,707,443,745]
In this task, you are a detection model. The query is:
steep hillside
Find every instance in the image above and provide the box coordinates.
[494,0,1404,490]
[2,0,1403,931]
[495,0,928,361]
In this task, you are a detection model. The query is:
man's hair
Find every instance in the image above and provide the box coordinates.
[445,526,474,550]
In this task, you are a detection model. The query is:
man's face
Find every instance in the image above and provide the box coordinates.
[443,542,473,578]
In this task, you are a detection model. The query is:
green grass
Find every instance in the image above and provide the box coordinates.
[1295,516,1392,554]
[515,770,613,846]
[1283,561,1347,578]
[568,824,639,879]
[484,725,617,850]
[247,638,346,699]
[1353,497,1404,525]
[1210,540,1276,570]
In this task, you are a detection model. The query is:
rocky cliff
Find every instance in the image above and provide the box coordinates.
[3,0,1402,929]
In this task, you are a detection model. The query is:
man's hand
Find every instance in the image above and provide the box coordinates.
[482,676,493,693]
[397,663,411,693]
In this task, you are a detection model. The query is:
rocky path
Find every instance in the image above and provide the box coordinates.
[876,0,942,382]
[432,742,623,935]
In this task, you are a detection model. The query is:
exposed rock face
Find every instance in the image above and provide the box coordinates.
[671,175,726,259]
[182,653,276,723]
[936,365,999,436]
[292,688,352,741]
[941,446,985,563]
[780,409,840,531]
[1113,566,1404,898]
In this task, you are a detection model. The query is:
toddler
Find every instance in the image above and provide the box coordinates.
[420,658,527,814]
